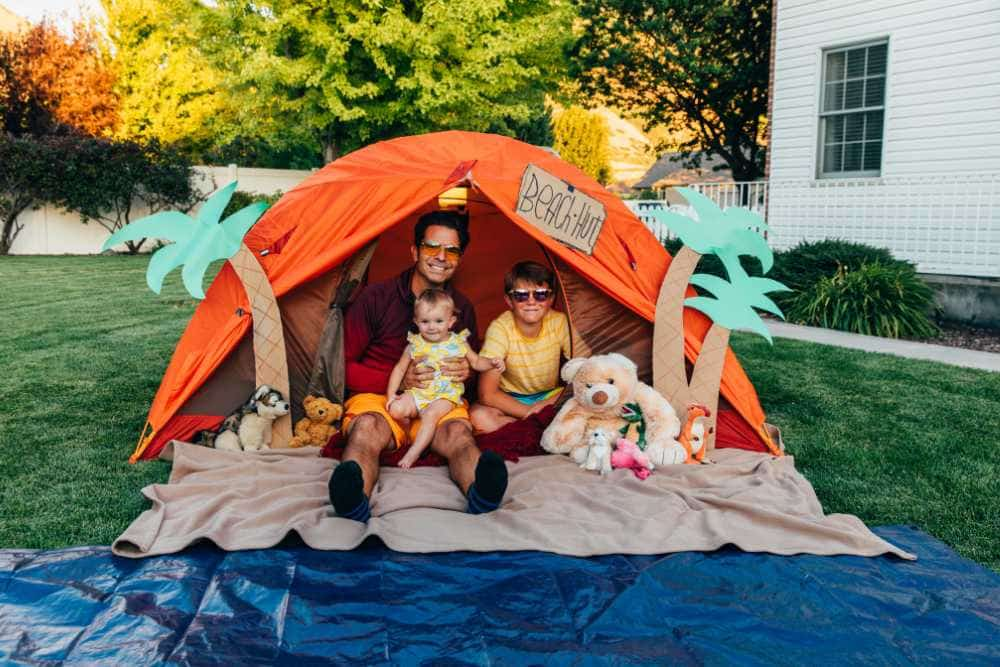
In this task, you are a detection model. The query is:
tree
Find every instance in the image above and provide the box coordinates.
[572,0,771,182]
[552,106,611,183]
[102,0,230,151]
[0,21,118,137]
[200,0,574,163]
[55,137,201,254]
[0,134,59,254]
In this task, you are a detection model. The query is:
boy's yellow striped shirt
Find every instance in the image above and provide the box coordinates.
[480,310,572,395]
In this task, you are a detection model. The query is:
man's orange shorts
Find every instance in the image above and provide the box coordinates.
[342,393,470,450]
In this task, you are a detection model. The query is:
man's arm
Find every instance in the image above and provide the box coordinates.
[343,292,389,394]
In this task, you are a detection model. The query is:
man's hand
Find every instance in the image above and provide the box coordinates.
[401,356,434,390]
[439,355,471,382]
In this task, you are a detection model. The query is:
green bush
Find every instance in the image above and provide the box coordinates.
[770,239,904,310]
[221,190,283,220]
[663,237,764,283]
[787,262,939,339]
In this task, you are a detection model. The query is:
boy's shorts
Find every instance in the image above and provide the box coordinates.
[342,393,470,451]
[506,387,562,406]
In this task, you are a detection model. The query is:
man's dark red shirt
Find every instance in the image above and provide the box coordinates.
[343,267,479,396]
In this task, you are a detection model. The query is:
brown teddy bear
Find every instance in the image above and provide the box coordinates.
[540,353,687,467]
[288,395,343,448]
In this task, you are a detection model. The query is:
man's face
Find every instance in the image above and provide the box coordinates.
[505,278,554,327]
[412,224,462,286]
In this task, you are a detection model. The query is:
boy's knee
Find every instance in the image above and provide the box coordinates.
[469,405,506,434]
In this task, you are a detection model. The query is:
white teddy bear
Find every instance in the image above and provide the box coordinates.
[541,353,687,466]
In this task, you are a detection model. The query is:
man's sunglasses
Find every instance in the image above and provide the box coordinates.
[508,289,554,303]
[419,241,463,261]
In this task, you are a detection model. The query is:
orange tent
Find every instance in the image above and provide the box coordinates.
[131,131,779,462]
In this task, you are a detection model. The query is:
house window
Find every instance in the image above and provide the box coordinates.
[819,40,887,177]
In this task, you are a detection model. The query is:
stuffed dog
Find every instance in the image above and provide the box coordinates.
[214,385,290,452]
[579,426,614,475]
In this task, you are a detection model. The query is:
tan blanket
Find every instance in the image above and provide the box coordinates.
[113,442,915,560]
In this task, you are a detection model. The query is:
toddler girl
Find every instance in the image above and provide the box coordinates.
[386,288,504,467]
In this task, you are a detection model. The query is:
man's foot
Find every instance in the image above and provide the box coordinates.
[329,461,370,523]
[467,451,508,514]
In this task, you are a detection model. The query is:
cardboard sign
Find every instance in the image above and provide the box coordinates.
[516,164,606,255]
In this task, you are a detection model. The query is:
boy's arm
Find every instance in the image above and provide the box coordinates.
[478,369,531,419]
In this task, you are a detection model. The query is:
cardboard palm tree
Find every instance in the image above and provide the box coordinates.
[103,182,292,447]
[650,188,788,453]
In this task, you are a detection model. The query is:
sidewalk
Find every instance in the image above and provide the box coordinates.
[768,322,1000,372]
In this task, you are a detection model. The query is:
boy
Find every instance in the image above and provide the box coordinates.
[470,261,572,434]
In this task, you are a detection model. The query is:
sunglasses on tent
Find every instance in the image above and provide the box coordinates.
[507,289,554,303]
[419,240,463,261]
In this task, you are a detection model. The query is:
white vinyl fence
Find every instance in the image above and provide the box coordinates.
[8,165,314,255]
[626,173,1000,279]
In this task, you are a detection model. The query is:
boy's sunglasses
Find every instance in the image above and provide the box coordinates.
[419,240,463,261]
[508,289,553,303]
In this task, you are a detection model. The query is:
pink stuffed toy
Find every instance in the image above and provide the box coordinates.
[611,437,654,480]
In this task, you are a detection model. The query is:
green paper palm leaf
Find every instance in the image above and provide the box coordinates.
[686,266,792,344]
[648,187,773,273]
[101,181,269,299]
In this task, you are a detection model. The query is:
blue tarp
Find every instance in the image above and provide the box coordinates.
[2,526,998,665]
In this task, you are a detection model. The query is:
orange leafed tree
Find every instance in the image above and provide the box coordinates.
[0,21,118,137]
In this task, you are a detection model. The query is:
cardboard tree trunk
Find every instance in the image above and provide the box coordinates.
[653,244,702,416]
[229,244,292,447]
[686,324,731,454]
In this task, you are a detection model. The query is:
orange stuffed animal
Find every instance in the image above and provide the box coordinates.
[678,404,713,464]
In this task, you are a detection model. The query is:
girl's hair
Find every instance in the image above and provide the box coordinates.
[414,288,455,315]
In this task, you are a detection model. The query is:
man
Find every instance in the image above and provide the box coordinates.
[329,211,509,522]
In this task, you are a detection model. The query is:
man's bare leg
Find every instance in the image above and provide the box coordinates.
[431,420,508,513]
[329,412,394,522]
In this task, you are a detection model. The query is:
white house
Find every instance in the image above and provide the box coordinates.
[762,0,1000,280]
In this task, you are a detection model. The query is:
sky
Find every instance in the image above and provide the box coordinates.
[4,0,104,26]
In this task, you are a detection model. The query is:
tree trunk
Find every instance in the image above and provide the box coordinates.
[124,238,145,255]
[0,218,18,255]
[228,244,292,447]
[323,141,338,164]
[652,244,702,416]
[687,323,731,455]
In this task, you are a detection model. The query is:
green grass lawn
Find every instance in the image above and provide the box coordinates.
[2,255,999,570]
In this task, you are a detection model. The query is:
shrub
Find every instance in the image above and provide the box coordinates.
[663,237,762,283]
[770,239,904,309]
[221,190,283,220]
[787,262,939,339]
[56,136,198,254]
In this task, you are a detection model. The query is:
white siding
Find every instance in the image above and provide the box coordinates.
[8,165,314,255]
[770,0,1000,180]
[766,0,1000,277]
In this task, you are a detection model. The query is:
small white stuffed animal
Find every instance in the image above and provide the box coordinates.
[214,385,289,452]
[581,427,613,476]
